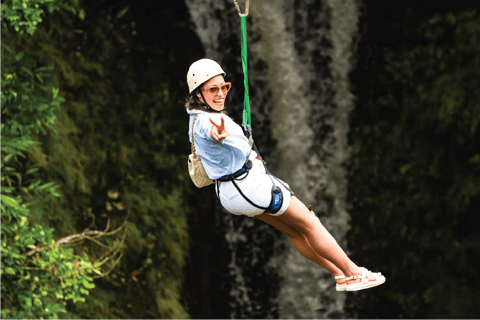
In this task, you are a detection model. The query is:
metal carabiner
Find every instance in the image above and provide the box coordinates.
[233,0,249,17]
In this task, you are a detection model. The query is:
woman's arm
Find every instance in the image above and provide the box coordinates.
[209,116,228,141]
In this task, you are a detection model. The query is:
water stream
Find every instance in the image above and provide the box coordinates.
[186,0,359,318]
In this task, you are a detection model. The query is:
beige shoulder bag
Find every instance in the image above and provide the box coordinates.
[188,114,214,188]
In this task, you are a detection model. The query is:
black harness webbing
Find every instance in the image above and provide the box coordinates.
[215,125,293,215]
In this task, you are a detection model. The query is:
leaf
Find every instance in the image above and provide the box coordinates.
[5,268,16,275]
[1,186,15,193]
[1,195,20,210]
[28,179,42,189]
[20,66,33,76]
[469,154,480,164]
[34,66,54,73]
[14,52,24,62]
[36,73,43,83]
[52,87,59,98]
[79,287,89,295]
[2,43,12,53]
[82,279,95,289]
[79,9,85,20]
[116,7,128,19]
[37,181,56,190]
[400,163,413,175]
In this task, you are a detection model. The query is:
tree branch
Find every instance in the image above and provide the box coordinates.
[26,219,130,256]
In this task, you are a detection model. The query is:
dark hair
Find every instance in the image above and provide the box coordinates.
[185,87,201,108]
[184,86,203,109]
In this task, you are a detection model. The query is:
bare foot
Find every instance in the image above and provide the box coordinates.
[345,267,382,285]
[335,276,346,287]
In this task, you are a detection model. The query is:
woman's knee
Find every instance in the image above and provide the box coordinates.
[282,226,303,239]
[282,200,315,227]
[271,219,302,238]
[256,212,302,238]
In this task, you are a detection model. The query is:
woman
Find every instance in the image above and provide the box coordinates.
[186,58,385,292]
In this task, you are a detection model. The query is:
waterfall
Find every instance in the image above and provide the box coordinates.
[250,1,360,318]
[186,0,359,318]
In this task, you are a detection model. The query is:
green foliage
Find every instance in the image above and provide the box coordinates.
[3,0,191,318]
[1,1,130,318]
[348,10,480,318]
[1,36,96,320]
[1,44,62,142]
[1,0,83,35]
[1,194,97,318]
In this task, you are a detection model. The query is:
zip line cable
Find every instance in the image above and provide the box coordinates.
[233,0,259,160]
[233,0,251,126]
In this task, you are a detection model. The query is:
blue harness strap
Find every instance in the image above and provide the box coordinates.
[217,160,252,181]
[226,178,283,214]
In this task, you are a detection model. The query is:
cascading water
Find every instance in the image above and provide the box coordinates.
[185,0,359,318]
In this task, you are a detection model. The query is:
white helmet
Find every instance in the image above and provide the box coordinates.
[187,58,226,93]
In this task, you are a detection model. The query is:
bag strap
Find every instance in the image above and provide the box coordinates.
[190,114,199,154]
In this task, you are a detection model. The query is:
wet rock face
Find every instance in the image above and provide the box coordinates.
[185,0,359,318]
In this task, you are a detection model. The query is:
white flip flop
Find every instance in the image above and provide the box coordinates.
[345,267,386,291]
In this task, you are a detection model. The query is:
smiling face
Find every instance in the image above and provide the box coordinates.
[197,75,231,111]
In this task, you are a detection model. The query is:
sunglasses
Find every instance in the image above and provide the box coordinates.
[203,82,232,94]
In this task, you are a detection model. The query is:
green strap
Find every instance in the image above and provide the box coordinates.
[240,15,251,126]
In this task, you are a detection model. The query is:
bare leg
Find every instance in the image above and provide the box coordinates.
[256,210,346,286]
[265,196,379,285]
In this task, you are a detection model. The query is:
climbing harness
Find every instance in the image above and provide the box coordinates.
[214,1,293,214]
[216,157,287,214]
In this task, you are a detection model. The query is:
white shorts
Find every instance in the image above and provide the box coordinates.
[215,152,292,217]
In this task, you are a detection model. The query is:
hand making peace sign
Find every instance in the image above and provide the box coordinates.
[209,116,228,142]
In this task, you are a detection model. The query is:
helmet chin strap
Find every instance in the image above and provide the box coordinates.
[199,91,226,113]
